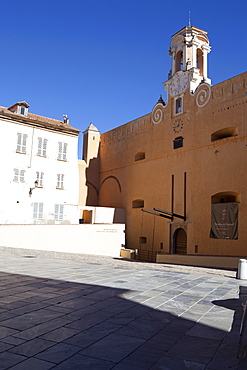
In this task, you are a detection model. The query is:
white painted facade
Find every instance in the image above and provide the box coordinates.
[0,102,80,224]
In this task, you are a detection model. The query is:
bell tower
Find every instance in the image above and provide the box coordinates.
[164,26,211,95]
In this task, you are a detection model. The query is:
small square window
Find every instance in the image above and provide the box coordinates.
[132,199,144,208]
[173,136,183,149]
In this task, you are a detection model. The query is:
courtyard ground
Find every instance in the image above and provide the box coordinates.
[0,246,246,369]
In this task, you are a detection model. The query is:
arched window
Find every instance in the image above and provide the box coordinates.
[132,199,144,208]
[211,127,238,142]
[196,49,203,76]
[211,192,240,204]
[135,152,145,161]
[175,51,183,72]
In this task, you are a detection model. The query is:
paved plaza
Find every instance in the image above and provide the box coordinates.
[0,247,247,369]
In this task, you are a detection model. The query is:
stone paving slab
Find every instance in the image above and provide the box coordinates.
[0,248,246,369]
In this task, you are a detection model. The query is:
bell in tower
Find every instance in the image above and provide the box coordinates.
[164,26,211,96]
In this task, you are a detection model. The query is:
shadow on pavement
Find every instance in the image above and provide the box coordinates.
[0,270,246,369]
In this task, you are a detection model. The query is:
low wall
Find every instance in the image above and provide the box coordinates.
[0,224,125,257]
[156,253,240,269]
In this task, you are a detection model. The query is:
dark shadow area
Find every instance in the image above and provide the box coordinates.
[0,268,246,369]
[85,157,100,206]
[213,286,247,360]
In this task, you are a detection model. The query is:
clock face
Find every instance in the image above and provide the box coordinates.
[173,118,183,133]
[170,72,188,97]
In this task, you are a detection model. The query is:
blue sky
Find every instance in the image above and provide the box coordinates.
[0,0,246,157]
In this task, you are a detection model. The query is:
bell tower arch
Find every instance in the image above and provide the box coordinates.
[165,25,211,95]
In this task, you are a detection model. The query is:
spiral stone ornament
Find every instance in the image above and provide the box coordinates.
[152,105,163,124]
[196,84,211,107]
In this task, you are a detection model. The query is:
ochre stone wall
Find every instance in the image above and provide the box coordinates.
[93,71,247,257]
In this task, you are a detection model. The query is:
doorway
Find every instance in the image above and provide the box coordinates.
[174,228,187,254]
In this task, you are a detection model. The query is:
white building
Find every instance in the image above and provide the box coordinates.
[0,101,80,224]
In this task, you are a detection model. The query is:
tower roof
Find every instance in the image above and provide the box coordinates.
[171,25,208,38]
[84,122,100,133]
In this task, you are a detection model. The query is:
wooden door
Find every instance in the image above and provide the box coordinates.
[174,228,187,254]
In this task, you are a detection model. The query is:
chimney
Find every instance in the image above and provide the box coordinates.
[63,115,69,125]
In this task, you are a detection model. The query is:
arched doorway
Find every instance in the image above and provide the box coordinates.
[174,228,187,254]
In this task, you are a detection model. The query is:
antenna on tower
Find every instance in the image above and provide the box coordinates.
[188,11,191,27]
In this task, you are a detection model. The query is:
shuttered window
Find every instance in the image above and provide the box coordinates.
[36,171,44,187]
[54,204,64,220]
[57,142,68,160]
[13,169,25,183]
[37,138,48,156]
[16,133,27,153]
[33,202,44,219]
[56,174,64,189]
[20,170,25,183]
[13,169,19,182]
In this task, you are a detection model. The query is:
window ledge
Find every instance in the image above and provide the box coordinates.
[211,135,238,143]
[174,111,184,117]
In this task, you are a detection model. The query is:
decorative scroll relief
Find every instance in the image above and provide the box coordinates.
[196,84,211,107]
[152,104,164,124]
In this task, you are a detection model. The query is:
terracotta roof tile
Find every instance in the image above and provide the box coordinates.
[0,105,80,134]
